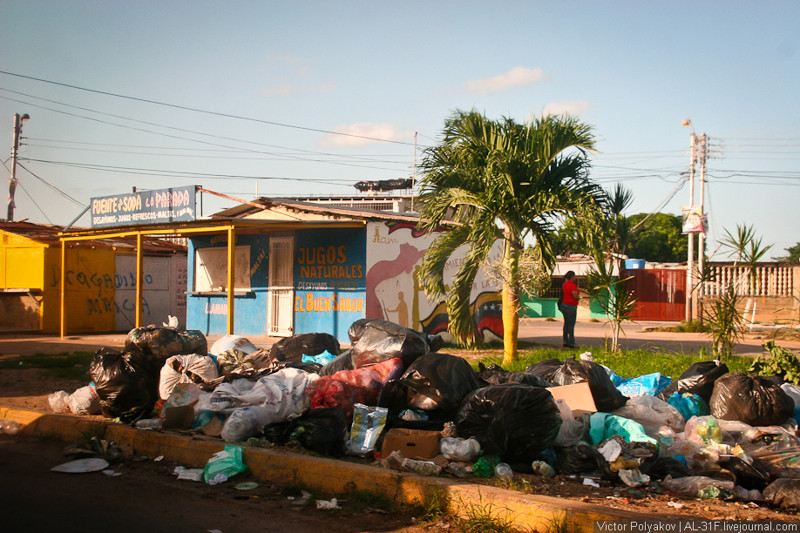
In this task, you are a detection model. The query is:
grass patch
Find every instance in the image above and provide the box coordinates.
[471,346,753,380]
[649,321,708,333]
[0,351,94,380]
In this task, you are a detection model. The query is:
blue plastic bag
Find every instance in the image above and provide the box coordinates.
[617,373,672,398]
[302,350,337,366]
[666,392,709,422]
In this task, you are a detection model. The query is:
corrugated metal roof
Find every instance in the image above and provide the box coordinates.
[212,197,423,223]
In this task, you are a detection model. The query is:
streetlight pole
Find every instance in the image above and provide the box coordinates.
[682,119,697,322]
[697,133,707,323]
[7,113,30,221]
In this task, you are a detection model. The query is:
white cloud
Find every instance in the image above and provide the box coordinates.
[541,100,592,116]
[320,123,412,148]
[464,67,547,94]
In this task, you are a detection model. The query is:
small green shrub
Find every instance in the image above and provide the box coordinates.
[749,341,800,384]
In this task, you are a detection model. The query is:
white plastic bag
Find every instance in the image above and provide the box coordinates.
[439,437,482,462]
[554,399,589,447]
[612,394,685,436]
[48,390,70,413]
[159,354,220,400]
[210,334,257,356]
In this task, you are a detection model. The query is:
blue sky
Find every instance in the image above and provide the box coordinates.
[1,1,798,259]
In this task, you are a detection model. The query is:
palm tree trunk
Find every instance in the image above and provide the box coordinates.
[502,239,519,366]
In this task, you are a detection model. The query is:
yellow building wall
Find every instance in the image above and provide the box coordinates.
[59,246,116,333]
[41,247,63,333]
[0,232,47,331]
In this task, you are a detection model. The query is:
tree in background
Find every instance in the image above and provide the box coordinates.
[552,211,688,264]
[775,242,800,263]
[416,110,606,364]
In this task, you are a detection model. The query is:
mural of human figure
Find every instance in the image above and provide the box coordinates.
[385,291,409,327]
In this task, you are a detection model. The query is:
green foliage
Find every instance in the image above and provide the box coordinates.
[582,270,639,352]
[749,341,800,384]
[703,284,744,358]
[626,212,687,263]
[775,242,800,263]
[455,491,517,533]
[416,109,606,354]
[0,351,93,380]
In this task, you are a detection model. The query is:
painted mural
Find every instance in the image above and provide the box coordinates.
[365,221,504,342]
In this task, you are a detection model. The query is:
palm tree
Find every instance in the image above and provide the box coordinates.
[416,110,607,364]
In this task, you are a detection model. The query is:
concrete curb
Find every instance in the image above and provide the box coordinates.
[1,407,681,531]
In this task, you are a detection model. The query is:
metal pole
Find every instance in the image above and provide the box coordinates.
[697,133,707,322]
[135,233,143,327]
[227,226,235,335]
[685,132,696,322]
[8,113,28,221]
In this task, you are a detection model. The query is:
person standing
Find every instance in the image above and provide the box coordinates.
[560,271,580,348]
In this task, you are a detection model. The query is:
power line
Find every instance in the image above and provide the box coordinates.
[0,70,415,146]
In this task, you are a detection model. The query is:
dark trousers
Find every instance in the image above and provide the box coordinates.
[560,303,577,346]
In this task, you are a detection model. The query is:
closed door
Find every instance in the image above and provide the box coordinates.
[267,236,294,336]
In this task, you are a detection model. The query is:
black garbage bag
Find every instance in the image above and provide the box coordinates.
[318,349,355,376]
[125,326,207,359]
[764,479,800,511]
[555,443,612,478]
[456,384,562,467]
[524,358,562,383]
[379,353,481,420]
[719,456,771,491]
[261,407,348,457]
[709,372,793,426]
[348,319,430,368]
[639,456,691,480]
[269,333,340,363]
[549,359,628,412]
[90,348,159,423]
[658,360,728,403]
[478,362,551,388]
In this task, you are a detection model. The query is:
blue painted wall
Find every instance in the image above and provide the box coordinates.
[186,233,269,337]
[293,227,366,342]
[186,228,366,343]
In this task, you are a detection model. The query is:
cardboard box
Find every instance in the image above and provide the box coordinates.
[548,382,597,415]
[381,428,441,459]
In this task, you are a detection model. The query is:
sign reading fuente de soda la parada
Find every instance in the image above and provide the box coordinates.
[91,186,196,227]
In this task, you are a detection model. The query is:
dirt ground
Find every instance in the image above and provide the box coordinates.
[1,365,799,525]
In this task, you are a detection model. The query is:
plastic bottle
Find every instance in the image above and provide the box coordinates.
[401,458,442,476]
[531,460,555,477]
[0,419,20,434]
[445,462,471,478]
[494,463,513,480]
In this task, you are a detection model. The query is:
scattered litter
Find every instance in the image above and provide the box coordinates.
[51,457,109,473]
[288,490,312,505]
[173,466,204,481]
[235,481,259,490]
[0,419,20,434]
[102,469,122,477]
[583,478,600,488]
[207,473,228,485]
[598,439,622,462]
[667,501,685,509]
[154,455,164,462]
[316,498,341,510]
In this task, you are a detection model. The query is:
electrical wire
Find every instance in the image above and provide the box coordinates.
[0,70,415,146]
[16,163,86,206]
[16,180,53,224]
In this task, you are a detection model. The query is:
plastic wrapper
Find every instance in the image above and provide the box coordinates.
[203,444,247,484]
[346,403,388,456]
[661,475,734,498]
[307,357,403,421]
[49,386,102,415]
[318,349,355,376]
[589,413,658,447]
[439,437,482,462]
[200,378,257,413]
[456,384,562,468]
[209,334,257,356]
[684,415,723,446]
[348,319,431,368]
[666,392,709,422]
[215,348,272,379]
[125,326,207,358]
[302,350,337,366]
[611,394,685,437]
[658,360,728,403]
[158,354,220,400]
[269,333,340,363]
[547,358,628,413]
[616,372,672,398]
[379,353,481,427]
[477,362,551,388]
[554,399,590,447]
[89,348,159,423]
[709,372,793,427]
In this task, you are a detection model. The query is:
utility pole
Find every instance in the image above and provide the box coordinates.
[7,113,30,221]
[697,133,707,323]
[683,121,697,322]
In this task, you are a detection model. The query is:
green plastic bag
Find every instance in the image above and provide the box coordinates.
[589,413,657,447]
[203,444,247,484]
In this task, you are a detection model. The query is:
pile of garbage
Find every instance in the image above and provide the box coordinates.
[47,321,800,511]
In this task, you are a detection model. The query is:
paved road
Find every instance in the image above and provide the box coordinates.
[0,319,797,359]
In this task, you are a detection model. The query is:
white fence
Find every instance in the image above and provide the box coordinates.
[703,264,794,297]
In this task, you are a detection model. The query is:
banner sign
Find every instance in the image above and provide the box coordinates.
[681,205,707,234]
[91,186,196,227]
